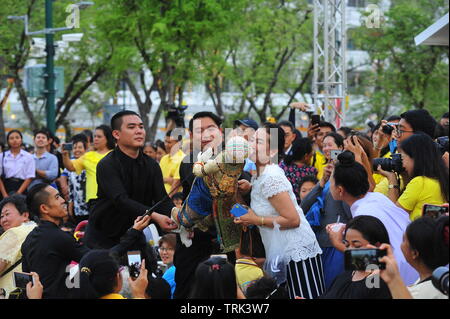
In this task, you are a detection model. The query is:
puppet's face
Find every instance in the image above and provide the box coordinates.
[224,136,249,164]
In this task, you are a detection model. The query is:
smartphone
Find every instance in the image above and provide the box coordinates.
[127,250,142,278]
[330,150,343,161]
[311,114,321,126]
[230,203,248,217]
[422,204,448,219]
[13,272,34,289]
[63,143,73,151]
[344,248,386,271]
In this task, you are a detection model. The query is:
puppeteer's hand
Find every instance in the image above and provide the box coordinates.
[238,179,252,196]
[151,212,178,232]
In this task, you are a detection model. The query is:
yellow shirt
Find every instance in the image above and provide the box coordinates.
[159,150,185,193]
[311,151,327,180]
[398,176,446,221]
[374,175,406,197]
[72,150,111,202]
[235,258,264,293]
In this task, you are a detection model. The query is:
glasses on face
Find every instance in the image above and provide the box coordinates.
[158,247,174,252]
[395,127,414,136]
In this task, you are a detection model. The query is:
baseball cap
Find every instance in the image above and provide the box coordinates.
[234,118,259,131]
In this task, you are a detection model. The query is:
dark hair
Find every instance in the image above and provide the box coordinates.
[78,250,120,299]
[319,121,336,132]
[348,134,375,164]
[324,132,344,149]
[284,137,313,165]
[386,115,401,122]
[26,183,51,219]
[333,151,370,198]
[400,109,437,139]
[155,140,166,153]
[33,129,49,140]
[372,122,390,157]
[441,112,449,119]
[71,134,88,150]
[95,125,115,150]
[172,192,184,202]
[345,215,391,246]
[111,110,141,131]
[245,275,289,299]
[337,126,353,138]
[405,216,449,271]
[278,120,295,132]
[298,175,319,190]
[0,194,32,220]
[144,141,157,151]
[188,112,222,133]
[6,130,23,148]
[262,122,285,163]
[145,277,171,299]
[82,129,93,143]
[158,233,177,250]
[190,257,237,299]
[399,133,449,202]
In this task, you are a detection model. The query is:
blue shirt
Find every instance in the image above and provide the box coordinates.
[29,151,59,189]
[162,265,176,298]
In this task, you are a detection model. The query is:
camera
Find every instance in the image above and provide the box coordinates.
[381,122,398,135]
[344,248,386,271]
[432,266,449,296]
[166,103,188,128]
[436,136,449,155]
[372,153,404,173]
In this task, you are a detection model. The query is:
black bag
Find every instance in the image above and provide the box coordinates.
[1,152,25,200]
[239,226,266,258]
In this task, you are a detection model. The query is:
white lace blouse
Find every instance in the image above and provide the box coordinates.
[250,164,322,263]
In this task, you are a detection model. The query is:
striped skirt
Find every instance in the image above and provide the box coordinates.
[286,254,325,299]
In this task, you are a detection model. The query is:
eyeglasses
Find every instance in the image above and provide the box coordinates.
[158,247,174,252]
[395,127,414,136]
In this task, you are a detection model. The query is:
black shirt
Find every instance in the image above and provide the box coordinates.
[319,270,392,299]
[21,220,147,299]
[87,146,174,248]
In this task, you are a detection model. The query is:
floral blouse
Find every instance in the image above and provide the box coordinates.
[279,161,318,204]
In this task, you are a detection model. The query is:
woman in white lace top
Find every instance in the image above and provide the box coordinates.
[235,123,324,299]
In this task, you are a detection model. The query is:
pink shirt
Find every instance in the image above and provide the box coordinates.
[0,150,36,180]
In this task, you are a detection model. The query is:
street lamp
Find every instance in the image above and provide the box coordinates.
[8,1,94,135]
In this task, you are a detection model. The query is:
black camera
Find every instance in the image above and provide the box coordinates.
[381,122,398,135]
[372,153,405,173]
[432,266,449,296]
[166,103,188,128]
[436,136,449,155]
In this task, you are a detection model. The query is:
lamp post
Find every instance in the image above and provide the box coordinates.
[8,1,94,135]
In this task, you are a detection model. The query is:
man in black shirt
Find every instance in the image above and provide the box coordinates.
[85,110,177,249]
[21,183,151,299]
[174,112,252,299]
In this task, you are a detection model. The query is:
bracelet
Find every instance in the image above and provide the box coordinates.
[260,217,264,227]
[388,184,400,190]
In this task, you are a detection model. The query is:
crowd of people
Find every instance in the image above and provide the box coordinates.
[0,106,448,300]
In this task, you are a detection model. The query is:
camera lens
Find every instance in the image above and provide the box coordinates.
[382,125,394,135]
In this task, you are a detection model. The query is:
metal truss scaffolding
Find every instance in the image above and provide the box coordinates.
[313,0,347,127]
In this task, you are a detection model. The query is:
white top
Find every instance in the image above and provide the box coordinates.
[408,278,448,299]
[250,164,322,263]
[351,192,419,285]
[0,150,35,180]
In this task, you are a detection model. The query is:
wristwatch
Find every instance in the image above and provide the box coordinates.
[388,184,400,189]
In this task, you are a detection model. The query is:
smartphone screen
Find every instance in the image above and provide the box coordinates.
[330,150,343,161]
[422,204,448,219]
[344,249,386,271]
[311,115,320,126]
[13,272,33,289]
[127,251,142,278]
[63,143,73,151]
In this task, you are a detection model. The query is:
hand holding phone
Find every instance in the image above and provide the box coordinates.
[127,251,142,278]
[330,150,343,161]
[13,272,34,289]
[311,114,321,126]
[63,143,73,151]
[230,204,248,218]
[422,204,448,219]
